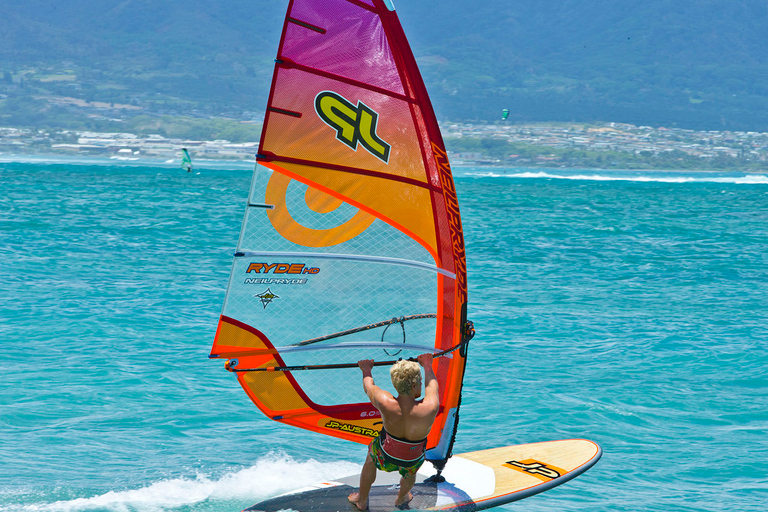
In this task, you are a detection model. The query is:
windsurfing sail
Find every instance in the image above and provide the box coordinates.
[181,148,192,172]
[209,0,470,471]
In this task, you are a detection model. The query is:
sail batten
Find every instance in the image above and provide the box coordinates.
[269,60,416,104]
[211,0,468,467]
[257,152,440,191]
[235,251,457,278]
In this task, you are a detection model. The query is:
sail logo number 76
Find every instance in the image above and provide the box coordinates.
[315,91,391,164]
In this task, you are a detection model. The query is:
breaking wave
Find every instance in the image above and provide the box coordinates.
[7,454,359,512]
[462,170,768,185]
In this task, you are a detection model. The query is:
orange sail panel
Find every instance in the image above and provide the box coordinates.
[209,0,468,467]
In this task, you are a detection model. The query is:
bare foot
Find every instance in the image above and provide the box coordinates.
[394,492,413,509]
[347,492,368,511]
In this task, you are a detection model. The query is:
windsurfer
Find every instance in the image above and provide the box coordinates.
[348,354,439,511]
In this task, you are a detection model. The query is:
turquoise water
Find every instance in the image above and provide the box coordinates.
[1,160,767,511]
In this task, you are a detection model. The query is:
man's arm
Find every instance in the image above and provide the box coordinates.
[358,359,391,409]
[417,353,439,413]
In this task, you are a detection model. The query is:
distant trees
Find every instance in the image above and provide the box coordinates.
[125,115,261,143]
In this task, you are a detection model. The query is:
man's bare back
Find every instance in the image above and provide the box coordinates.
[364,353,439,441]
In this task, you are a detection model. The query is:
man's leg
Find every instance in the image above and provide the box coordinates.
[348,454,377,511]
[395,472,417,508]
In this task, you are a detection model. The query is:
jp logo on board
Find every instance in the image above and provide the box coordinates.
[315,91,391,163]
[503,459,565,481]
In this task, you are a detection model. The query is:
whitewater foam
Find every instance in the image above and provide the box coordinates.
[9,454,359,512]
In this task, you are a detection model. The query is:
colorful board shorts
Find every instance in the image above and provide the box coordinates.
[368,434,426,478]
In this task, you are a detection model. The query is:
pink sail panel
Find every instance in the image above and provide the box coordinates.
[282,0,404,95]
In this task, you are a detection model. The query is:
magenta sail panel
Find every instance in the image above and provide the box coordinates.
[283,0,404,96]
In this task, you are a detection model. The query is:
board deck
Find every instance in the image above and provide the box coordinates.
[246,439,601,511]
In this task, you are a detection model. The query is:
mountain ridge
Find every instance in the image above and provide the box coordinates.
[3,0,768,131]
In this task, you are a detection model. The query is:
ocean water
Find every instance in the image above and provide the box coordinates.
[1,160,766,511]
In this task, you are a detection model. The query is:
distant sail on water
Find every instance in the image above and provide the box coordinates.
[209,0,470,470]
[181,148,192,172]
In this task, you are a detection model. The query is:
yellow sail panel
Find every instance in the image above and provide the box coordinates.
[214,316,386,446]
[261,161,438,259]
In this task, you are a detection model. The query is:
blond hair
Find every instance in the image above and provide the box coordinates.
[390,360,421,396]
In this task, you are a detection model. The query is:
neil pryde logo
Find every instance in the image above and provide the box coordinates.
[315,91,391,163]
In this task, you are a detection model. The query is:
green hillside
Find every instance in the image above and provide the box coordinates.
[3,0,768,131]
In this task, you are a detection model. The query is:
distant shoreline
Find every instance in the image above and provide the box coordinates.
[0,152,256,169]
[2,151,766,176]
[4,120,768,173]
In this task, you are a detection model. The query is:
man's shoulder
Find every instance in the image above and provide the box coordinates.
[415,397,440,416]
[371,389,397,409]
[377,394,400,409]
